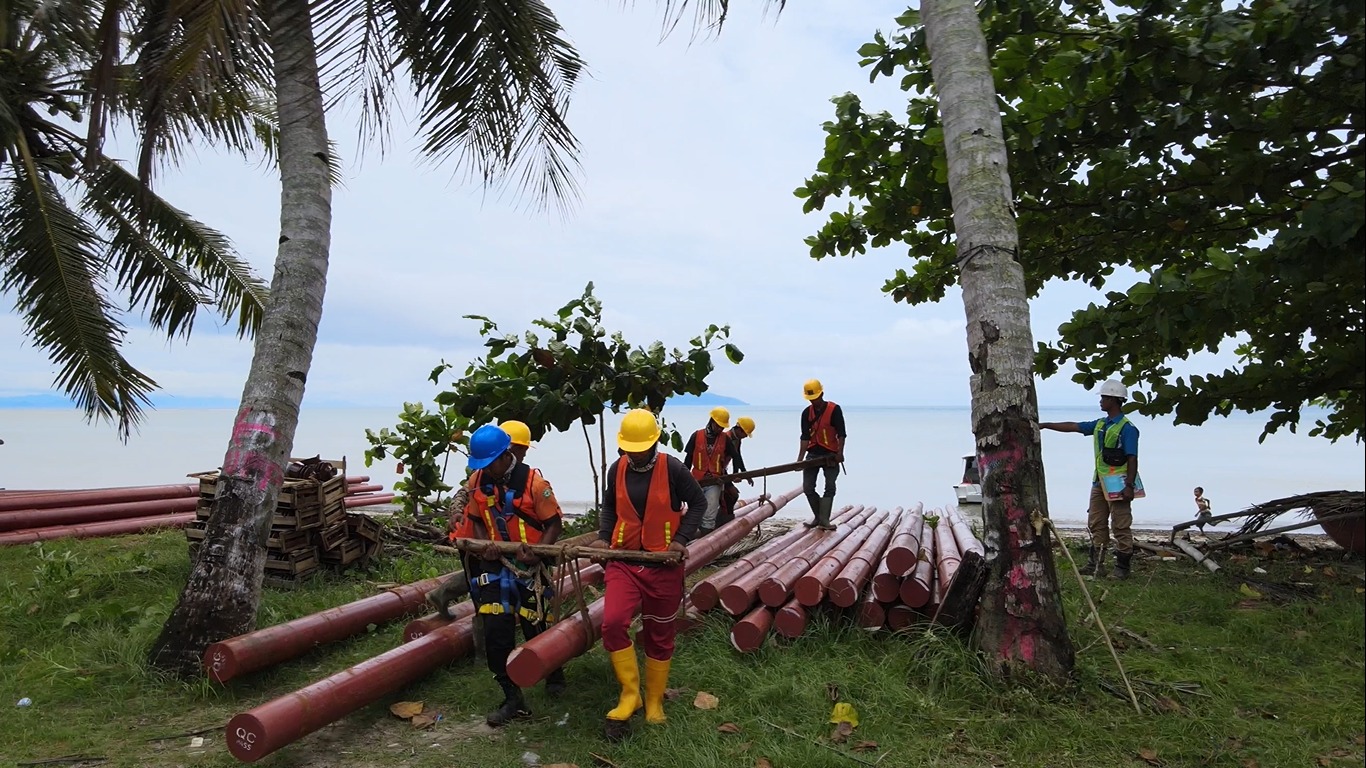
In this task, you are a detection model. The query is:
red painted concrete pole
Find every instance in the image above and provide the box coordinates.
[869,550,901,603]
[0,512,194,546]
[226,615,476,762]
[718,521,837,616]
[401,602,476,643]
[756,506,872,607]
[900,516,936,608]
[729,603,776,652]
[773,597,808,640]
[343,494,395,508]
[0,484,197,512]
[933,514,963,607]
[886,604,920,631]
[884,502,925,576]
[857,589,886,630]
[205,572,460,682]
[504,488,801,688]
[945,506,985,557]
[690,505,855,612]
[0,496,199,532]
[828,508,901,608]
[343,483,384,495]
[794,510,889,607]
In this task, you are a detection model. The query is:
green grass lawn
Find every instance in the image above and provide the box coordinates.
[1,531,1362,768]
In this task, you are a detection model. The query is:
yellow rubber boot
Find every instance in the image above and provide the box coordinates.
[605,646,641,721]
[643,656,671,724]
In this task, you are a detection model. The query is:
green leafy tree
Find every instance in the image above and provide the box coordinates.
[365,282,742,522]
[0,0,268,436]
[799,0,1364,442]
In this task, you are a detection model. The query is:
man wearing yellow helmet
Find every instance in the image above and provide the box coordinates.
[682,406,748,535]
[716,416,757,527]
[798,379,845,531]
[586,409,708,742]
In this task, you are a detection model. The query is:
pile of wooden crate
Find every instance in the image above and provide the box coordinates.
[184,458,385,587]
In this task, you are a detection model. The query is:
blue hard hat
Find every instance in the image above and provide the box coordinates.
[467,424,512,470]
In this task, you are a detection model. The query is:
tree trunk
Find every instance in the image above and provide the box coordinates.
[149,0,332,677]
[921,0,1074,681]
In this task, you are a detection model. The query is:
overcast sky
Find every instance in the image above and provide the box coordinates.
[3,1,1151,410]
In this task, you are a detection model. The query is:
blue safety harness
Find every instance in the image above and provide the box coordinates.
[469,463,553,616]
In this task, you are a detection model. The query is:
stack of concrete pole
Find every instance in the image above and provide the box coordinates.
[691,502,988,651]
[221,489,803,763]
[0,476,384,546]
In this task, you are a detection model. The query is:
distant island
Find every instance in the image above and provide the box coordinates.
[668,393,747,406]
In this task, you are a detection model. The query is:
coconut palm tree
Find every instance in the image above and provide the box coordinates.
[140,0,783,678]
[0,0,270,438]
[920,0,1073,681]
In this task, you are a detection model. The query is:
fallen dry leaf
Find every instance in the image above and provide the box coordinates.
[1138,746,1161,765]
[1315,757,1330,767]
[755,758,774,768]
[389,701,424,719]
[1353,734,1365,745]
[1238,583,1263,599]
[664,687,687,701]
[410,713,439,729]
[717,722,743,734]
[825,683,840,702]
[1253,541,1275,557]
[1240,759,1259,768]
[1324,566,1338,578]
[830,721,854,744]
[694,691,720,710]
[852,740,879,752]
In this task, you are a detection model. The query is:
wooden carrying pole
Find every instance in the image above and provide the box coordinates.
[697,456,837,487]
[449,537,680,564]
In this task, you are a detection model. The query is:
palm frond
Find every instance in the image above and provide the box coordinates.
[314,0,403,152]
[128,0,270,184]
[403,0,584,210]
[652,0,786,41]
[82,157,268,339]
[0,150,154,437]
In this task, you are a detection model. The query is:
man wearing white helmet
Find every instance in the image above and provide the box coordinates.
[1039,379,1142,580]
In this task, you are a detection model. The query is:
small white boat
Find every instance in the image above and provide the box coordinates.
[954,454,983,505]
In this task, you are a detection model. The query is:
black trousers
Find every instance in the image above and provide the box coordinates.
[472,561,560,692]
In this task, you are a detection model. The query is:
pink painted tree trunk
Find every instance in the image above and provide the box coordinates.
[148,0,332,677]
[921,0,1073,681]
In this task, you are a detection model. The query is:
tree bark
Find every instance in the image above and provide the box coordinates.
[149,0,332,677]
[921,0,1074,681]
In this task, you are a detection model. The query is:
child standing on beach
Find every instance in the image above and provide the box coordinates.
[1194,487,1214,531]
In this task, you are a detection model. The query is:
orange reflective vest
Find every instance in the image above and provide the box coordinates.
[610,458,682,552]
[690,428,731,480]
[471,464,548,545]
[806,401,841,453]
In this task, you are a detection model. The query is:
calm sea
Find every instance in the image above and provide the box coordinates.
[2,405,1361,531]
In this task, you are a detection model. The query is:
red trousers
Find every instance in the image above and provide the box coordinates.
[602,560,684,661]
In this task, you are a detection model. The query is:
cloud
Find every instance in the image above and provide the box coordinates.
[2,1,1203,415]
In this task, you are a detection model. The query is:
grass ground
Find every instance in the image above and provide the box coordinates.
[0,529,1362,768]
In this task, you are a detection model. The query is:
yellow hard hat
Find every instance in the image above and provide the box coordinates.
[709,406,731,429]
[803,379,824,401]
[500,420,532,447]
[736,416,756,436]
[618,409,662,452]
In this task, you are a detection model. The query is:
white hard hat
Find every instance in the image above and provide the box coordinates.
[1098,380,1128,400]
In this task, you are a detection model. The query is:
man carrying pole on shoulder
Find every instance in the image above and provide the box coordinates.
[683,406,747,536]
[585,408,708,742]
[462,422,566,727]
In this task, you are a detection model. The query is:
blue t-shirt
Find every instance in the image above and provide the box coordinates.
[1076,416,1139,457]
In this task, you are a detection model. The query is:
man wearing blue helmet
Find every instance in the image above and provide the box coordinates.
[460,423,565,726]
